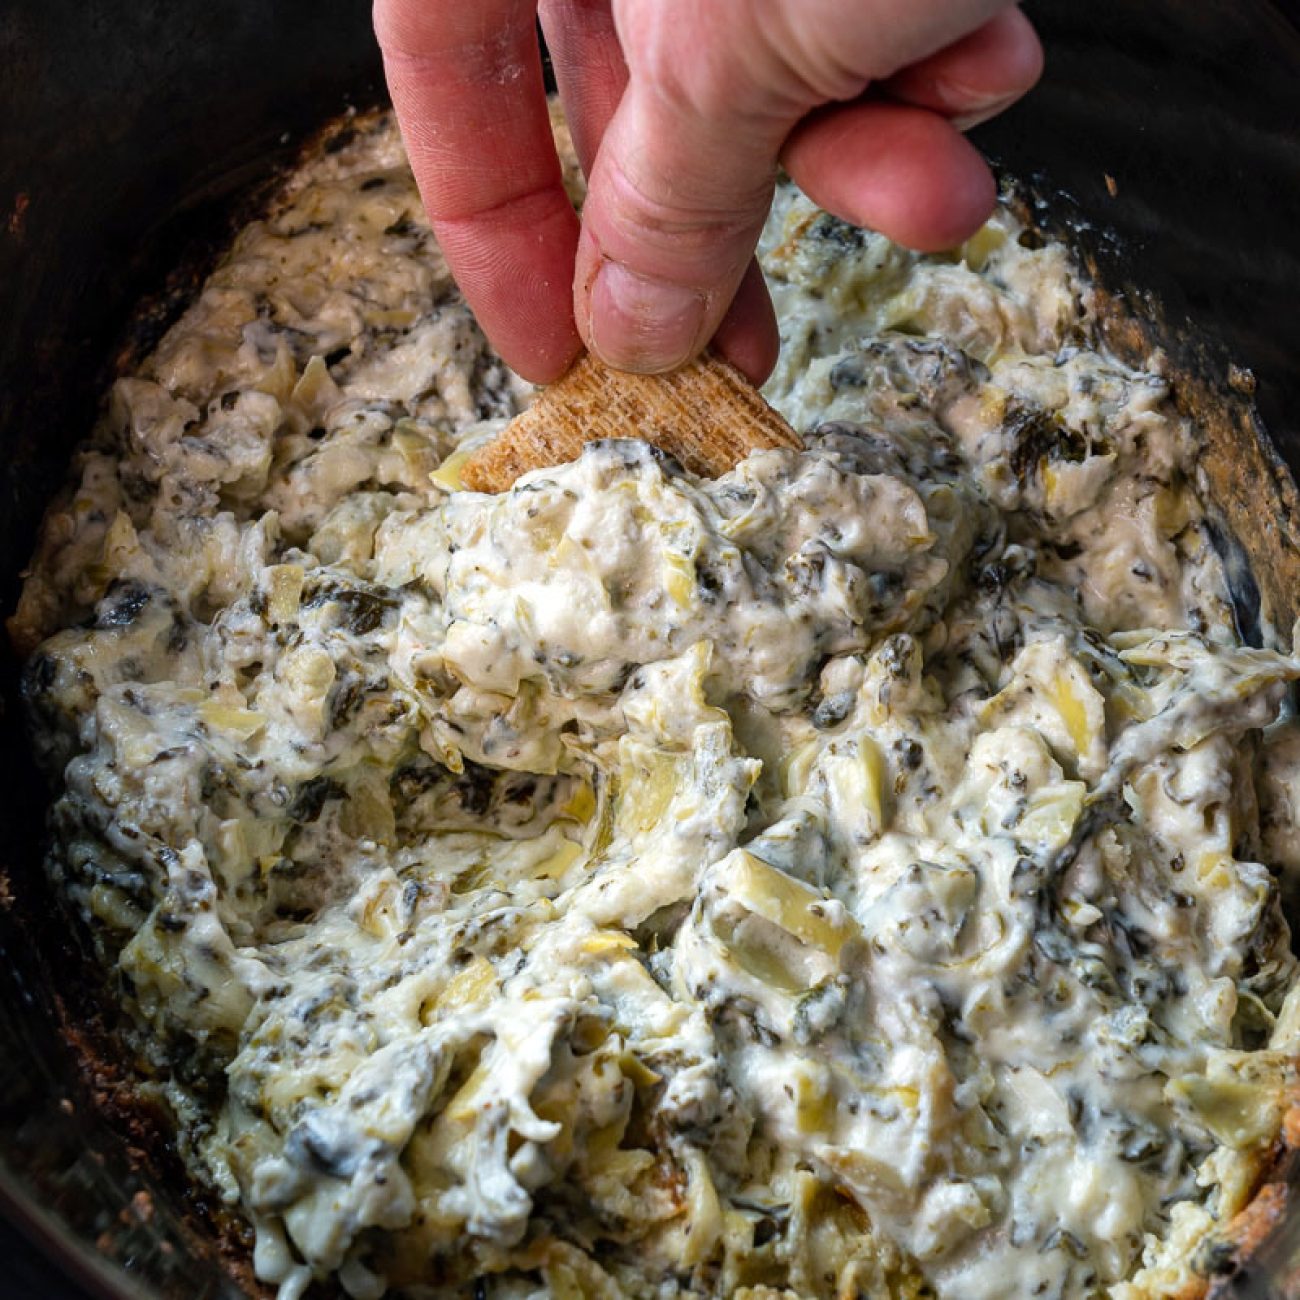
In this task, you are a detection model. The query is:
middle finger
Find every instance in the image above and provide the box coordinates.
[539,0,629,177]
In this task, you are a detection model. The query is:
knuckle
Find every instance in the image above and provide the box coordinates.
[617,0,753,120]
[598,154,765,270]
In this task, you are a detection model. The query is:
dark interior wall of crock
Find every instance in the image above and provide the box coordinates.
[985,0,1300,467]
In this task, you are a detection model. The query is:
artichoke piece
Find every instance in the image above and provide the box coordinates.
[444,1056,494,1125]
[1104,632,1300,779]
[262,563,304,626]
[338,769,397,846]
[620,640,728,744]
[290,353,341,415]
[616,1048,660,1088]
[560,780,597,824]
[663,550,696,608]
[723,849,858,959]
[429,448,473,493]
[780,738,821,799]
[1167,1071,1281,1149]
[616,738,685,836]
[540,1241,625,1300]
[681,1147,724,1267]
[1047,673,1095,763]
[436,956,497,1015]
[959,220,1009,272]
[530,837,585,882]
[1016,781,1086,853]
[792,1059,836,1134]
[199,698,268,740]
[581,930,638,956]
[817,735,886,838]
[712,918,810,994]
[87,510,143,596]
[980,637,1108,779]
[391,421,439,478]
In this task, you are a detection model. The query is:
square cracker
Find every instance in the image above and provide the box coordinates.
[461,351,802,493]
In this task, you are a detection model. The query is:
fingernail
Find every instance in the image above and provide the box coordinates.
[588,261,707,373]
[950,92,1020,133]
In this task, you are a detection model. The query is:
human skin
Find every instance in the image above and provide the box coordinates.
[373,0,1043,384]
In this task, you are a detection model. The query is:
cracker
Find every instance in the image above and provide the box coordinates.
[460,351,802,493]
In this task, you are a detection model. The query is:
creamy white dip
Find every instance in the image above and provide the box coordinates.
[12,110,1300,1300]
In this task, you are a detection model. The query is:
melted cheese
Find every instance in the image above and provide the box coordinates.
[13,111,1300,1300]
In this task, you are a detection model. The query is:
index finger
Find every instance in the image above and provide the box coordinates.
[374,0,582,382]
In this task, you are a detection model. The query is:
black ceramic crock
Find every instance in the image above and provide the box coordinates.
[2,1,1300,1296]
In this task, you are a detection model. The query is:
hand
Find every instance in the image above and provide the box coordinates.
[374,0,1042,384]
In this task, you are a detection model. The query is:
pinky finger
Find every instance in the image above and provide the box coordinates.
[781,100,996,253]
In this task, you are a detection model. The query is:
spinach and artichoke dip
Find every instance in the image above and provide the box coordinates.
[12,109,1300,1300]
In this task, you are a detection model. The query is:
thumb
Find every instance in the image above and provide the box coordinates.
[574,76,785,374]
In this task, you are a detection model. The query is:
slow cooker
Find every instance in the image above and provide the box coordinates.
[2,1,1300,1295]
